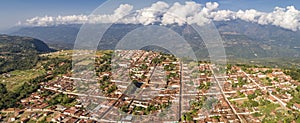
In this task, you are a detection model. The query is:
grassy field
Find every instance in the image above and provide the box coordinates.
[0,50,76,92]
[40,50,73,59]
[0,69,45,92]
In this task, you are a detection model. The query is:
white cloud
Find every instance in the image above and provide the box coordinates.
[210,10,235,21]
[205,2,219,11]
[135,1,169,25]
[234,6,300,31]
[236,9,264,23]
[162,1,202,26]
[23,4,133,26]
[21,1,300,31]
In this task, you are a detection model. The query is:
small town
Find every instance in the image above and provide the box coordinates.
[0,50,300,123]
[2,0,300,122]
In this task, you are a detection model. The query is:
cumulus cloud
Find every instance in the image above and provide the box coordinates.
[135,1,169,25]
[21,1,300,31]
[161,2,202,26]
[23,4,133,26]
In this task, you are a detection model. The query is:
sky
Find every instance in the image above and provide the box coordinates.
[0,0,300,32]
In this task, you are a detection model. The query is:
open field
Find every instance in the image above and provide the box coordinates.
[0,69,45,92]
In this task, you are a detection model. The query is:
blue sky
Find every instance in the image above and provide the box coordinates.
[0,0,300,32]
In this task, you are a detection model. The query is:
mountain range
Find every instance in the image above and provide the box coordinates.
[9,20,300,59]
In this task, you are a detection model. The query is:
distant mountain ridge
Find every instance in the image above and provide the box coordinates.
[11,25,80,49]
[10,20,300,59]
[215,20,300,47]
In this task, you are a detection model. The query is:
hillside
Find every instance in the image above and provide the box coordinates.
[0,34,54,73]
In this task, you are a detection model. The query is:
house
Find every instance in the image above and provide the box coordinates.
[9,117,16,122]
[63,107,78,115]
[75,104,83,108]
[292,103,300,111]
[121,115,133,121]
[51,114,65,122]
[267,95,278,104]
[66,117,79,123]
[56,105,67,111]
[21,99,29,103]
[257,74,267,78]
[36,103,49,109]
[272,71,283,76]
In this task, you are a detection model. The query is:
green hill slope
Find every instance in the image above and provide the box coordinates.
[0,34,54,73]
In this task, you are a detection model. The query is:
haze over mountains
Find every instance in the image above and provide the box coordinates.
[10,19,300,59]
[6,1,300,59]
